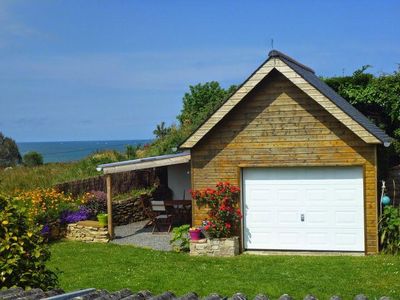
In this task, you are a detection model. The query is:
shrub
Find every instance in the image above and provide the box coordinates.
[170,224,190,252]
[84,190,107,219]
[0,194,58,290]
[14,188,79,225]
[379,205,400,254]
[192,182,242,238]
[23,151,44,167]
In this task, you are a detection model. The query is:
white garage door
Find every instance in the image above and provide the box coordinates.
[243,167,365,252]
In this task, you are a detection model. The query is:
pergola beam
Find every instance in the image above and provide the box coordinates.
[106,174,114,239]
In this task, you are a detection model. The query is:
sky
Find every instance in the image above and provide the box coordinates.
[0,1,399,142]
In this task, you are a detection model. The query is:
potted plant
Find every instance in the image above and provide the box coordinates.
[97,213,108,226]
[188,227,202,240]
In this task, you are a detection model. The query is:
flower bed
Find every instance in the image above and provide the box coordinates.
[190,182,242,256]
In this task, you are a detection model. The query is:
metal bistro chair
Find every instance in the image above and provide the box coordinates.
[150,200,173,233]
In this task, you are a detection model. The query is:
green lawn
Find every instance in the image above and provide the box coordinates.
[48,241,400,299]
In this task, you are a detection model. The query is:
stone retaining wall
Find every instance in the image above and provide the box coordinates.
[66,220,109,243]
[112,196,147,226]
[190,237,239,257]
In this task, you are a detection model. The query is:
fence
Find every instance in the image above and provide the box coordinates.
[54,169,156,197]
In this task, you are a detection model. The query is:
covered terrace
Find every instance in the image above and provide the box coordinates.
[96,151,192,239]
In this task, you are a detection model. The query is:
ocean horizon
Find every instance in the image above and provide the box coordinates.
[17,139,151,163]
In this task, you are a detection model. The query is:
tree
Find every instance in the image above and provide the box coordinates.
[324,66,400,173]
[177,81,237,130]
[23,151,44,167]
[153,121,170,139]
[0,132,22,167]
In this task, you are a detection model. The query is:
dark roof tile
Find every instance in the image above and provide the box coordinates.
[269,50,391,144]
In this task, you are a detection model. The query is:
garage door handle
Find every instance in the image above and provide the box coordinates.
[301,214,305,222]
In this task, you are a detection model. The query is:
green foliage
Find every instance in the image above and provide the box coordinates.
[0,132,22,167]
[125,145,140,160]
[0,150,124,195]
[324,67,400,169]
[0,194,58,290]
[379,205,400,254]
[153,121,170,139]
[23,151,44,167]
[139,82,237,158]
[169,224,190,252]
[138,125,192,157]
[177,82,237,130]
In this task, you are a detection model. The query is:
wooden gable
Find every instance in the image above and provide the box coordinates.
[181,56,382,149]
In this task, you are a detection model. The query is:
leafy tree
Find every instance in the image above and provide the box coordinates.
[324,67,400,171]
[0,194,59,289]
[0,132,22,167]
[153,121,170,139]
[177,81,237,130]
[139,82,237,158]
[23,151,44,167]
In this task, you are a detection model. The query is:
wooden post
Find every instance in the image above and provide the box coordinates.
[106,174,114,239]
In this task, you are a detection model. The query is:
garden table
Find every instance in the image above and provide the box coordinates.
[164,200,192,224]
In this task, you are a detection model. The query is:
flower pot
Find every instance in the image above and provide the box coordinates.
[97,213,108,227]
[189,229,201,240]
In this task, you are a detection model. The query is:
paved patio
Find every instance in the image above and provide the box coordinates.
[111,220,172,251]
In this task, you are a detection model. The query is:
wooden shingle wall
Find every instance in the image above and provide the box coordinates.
[191,70,378,254]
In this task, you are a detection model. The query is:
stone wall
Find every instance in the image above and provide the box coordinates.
[66,220,109,243]
[54,169,156,197]
[190,237,239,257]
[112,196,147,226]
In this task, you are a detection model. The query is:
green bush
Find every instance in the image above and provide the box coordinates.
[170,224,190,252]
[379,205,400,254]
[23,151,44,167]
[0,194,59,289]
[0,132,21,167]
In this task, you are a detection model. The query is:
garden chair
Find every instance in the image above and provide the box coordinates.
[150,200,173,233]
[139,195,155,227]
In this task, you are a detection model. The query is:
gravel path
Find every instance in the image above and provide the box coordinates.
[111,220,172,251]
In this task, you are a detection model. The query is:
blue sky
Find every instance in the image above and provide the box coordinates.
[1,1,399,142]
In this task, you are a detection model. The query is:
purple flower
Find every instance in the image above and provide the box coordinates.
[41,224,50,236]
[60,206,90,224]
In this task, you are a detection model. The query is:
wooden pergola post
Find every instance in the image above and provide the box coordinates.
[106,174,114,239]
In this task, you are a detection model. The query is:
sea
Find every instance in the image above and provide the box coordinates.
[17,140,151,163]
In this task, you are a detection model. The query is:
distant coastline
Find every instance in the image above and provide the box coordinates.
[17,140,151,163]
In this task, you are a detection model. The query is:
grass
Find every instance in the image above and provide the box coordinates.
[48,241,400,299]
[0,150,125,195]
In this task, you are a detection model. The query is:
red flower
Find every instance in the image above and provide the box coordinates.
[225,223,231,229]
